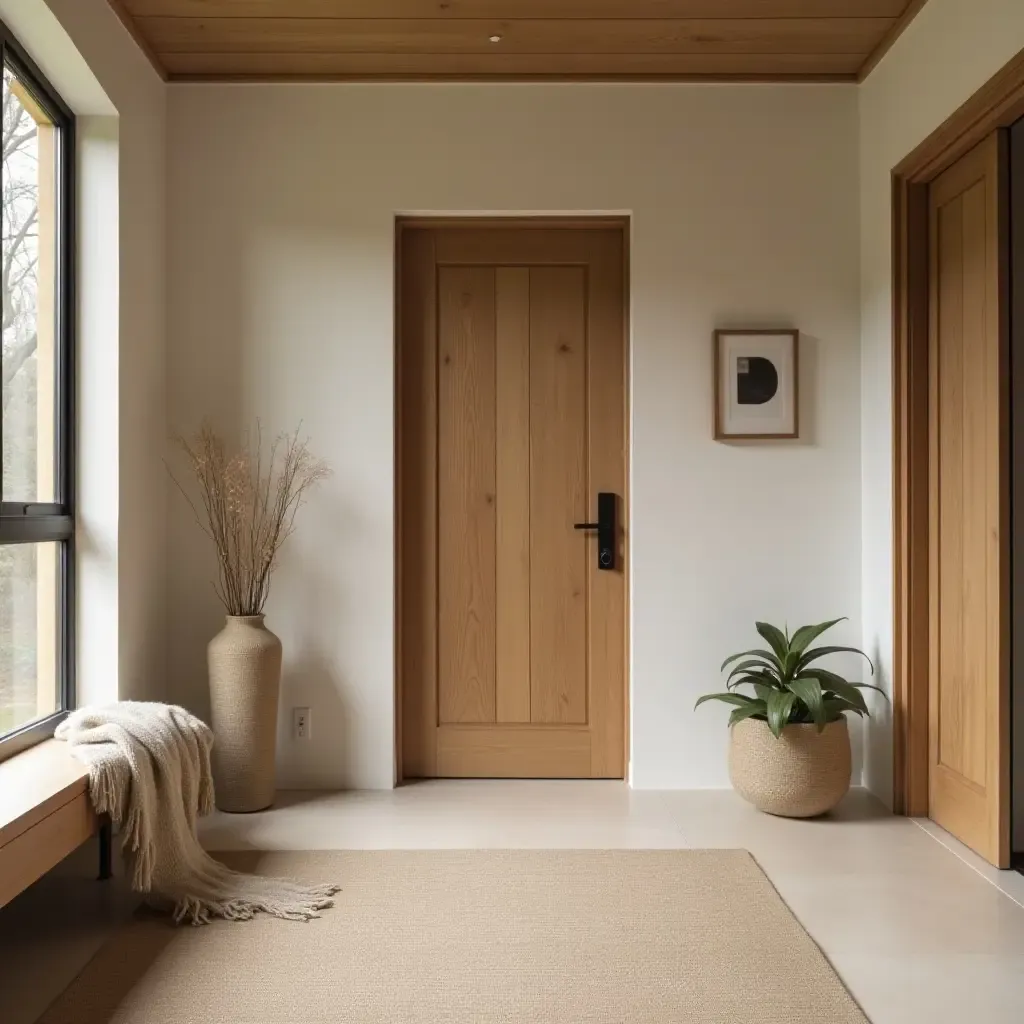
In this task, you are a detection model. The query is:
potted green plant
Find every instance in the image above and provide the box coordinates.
[696,619,883,818]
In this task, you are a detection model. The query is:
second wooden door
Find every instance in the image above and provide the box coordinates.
[399,224,627,779]
[927,134,1010,867]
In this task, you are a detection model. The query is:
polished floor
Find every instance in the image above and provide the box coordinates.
[2,784,1024,1023]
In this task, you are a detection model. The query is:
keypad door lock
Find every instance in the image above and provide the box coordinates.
[573,492,617,571]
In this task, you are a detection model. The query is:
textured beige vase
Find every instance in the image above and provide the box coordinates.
[207,615,282,813]
[729,717,851,818]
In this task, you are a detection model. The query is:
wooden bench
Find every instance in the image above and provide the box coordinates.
[0,739,111,909]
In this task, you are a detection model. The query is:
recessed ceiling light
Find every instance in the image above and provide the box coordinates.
[489,35,502,43]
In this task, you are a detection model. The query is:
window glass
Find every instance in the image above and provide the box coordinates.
[0,36,72,751]
[0,541,57,734]
[2,64,57,504]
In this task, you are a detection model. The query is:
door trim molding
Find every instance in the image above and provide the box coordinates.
[397,216,629,232]
[393,216,631,784]
[892,47,1024,817]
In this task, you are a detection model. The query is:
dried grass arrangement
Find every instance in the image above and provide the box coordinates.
[170,423,330,616]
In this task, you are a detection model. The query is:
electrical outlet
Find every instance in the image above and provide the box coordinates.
[293,706,311,741]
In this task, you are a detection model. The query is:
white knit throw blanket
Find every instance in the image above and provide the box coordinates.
[55,702,339,926]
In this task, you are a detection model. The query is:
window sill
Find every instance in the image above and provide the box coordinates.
[0,737,96,909]
[0,736,88,847]
[0,711,69,765]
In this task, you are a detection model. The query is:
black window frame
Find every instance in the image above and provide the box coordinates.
[0,21,75,761]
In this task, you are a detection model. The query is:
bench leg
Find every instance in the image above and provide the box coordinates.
[98,818,113,881]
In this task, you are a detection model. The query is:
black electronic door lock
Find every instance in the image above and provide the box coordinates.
[573,492,617,571]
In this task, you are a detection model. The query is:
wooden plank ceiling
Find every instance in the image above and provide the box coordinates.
[112,1,930,83]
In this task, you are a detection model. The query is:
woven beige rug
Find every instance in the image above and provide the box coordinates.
[40,850,866,1024]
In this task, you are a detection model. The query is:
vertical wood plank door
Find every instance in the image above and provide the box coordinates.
[927,134,1010,867]
[399,224,627,779]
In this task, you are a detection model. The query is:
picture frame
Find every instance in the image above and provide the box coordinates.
[713,329,800,440]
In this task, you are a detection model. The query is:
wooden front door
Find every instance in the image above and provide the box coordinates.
[927,134,1010,866]
[398,223,627,779]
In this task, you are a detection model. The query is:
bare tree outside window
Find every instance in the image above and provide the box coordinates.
[3,66,41,482]
[0,65,55,734]
[0,25,72,752]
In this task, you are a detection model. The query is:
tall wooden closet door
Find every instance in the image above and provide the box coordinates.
[928,134,1010,866]
[400,225,627,779]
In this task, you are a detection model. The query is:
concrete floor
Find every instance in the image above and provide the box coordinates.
[2,783,1024,1023]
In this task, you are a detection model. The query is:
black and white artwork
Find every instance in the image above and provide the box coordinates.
[714,330,799,439]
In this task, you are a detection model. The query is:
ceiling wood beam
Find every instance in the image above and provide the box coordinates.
[161,50,862,79]
[142,17,893,56]
[124,1,910,19]
[108,0,930,82]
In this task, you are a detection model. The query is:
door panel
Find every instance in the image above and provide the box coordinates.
[529,267,588,726]
[928,133,1010,867]
[399,224,627,780]
[398,228,438,776]
[494,268,532,726]
[438,266,497,725]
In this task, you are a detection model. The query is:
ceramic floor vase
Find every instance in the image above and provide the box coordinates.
[728,716,852,818]
[207,614,282,813]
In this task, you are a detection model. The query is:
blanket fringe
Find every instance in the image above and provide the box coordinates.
[172,883,341,927]
[56,702,340,925]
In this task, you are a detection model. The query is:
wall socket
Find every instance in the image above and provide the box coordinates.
[293,706,311,741]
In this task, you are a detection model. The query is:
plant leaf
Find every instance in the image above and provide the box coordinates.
[788,703,813,724]
[728,672,778,691]
[802,669,891,714]
[789,618,846,656]
[753,681,778,703]
[822,696,865,720]
[726,659,780,685]
[797,645,875,675]
[819,678,869,714]
[755,622,790,663]
[786,676,826,730]
[695,692,755,710]
[799,667,849,690]
[848,682,890,701]
[766,690,797,738]
[721,648,782,673]
[782,650,801,680]
[729,703,768,727]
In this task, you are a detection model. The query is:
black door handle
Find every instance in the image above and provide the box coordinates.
[573,492,616,571]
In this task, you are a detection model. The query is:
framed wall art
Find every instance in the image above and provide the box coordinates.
[713,329,799,440]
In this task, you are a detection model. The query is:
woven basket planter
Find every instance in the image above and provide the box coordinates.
[208,615,283,813]
[728,717,851,818]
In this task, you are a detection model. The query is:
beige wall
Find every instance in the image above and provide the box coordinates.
[3,0,168,707]
[859,0,1024,804]
[167,83,862,790]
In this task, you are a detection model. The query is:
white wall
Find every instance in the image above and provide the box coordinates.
[9,0,1024,797]
[859,0,1024,804]
[2,0,167,707]
[167,84,862,790]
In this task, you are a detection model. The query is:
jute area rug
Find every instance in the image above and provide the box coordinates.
[39,850,866,1023]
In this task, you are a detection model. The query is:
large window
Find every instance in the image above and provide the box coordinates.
[0,23,74,757]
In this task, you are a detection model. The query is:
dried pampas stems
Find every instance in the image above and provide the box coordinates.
[169,422,330,615]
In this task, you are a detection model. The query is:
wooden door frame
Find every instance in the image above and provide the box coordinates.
[892,48,1024,816]
[393,215,632,784]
